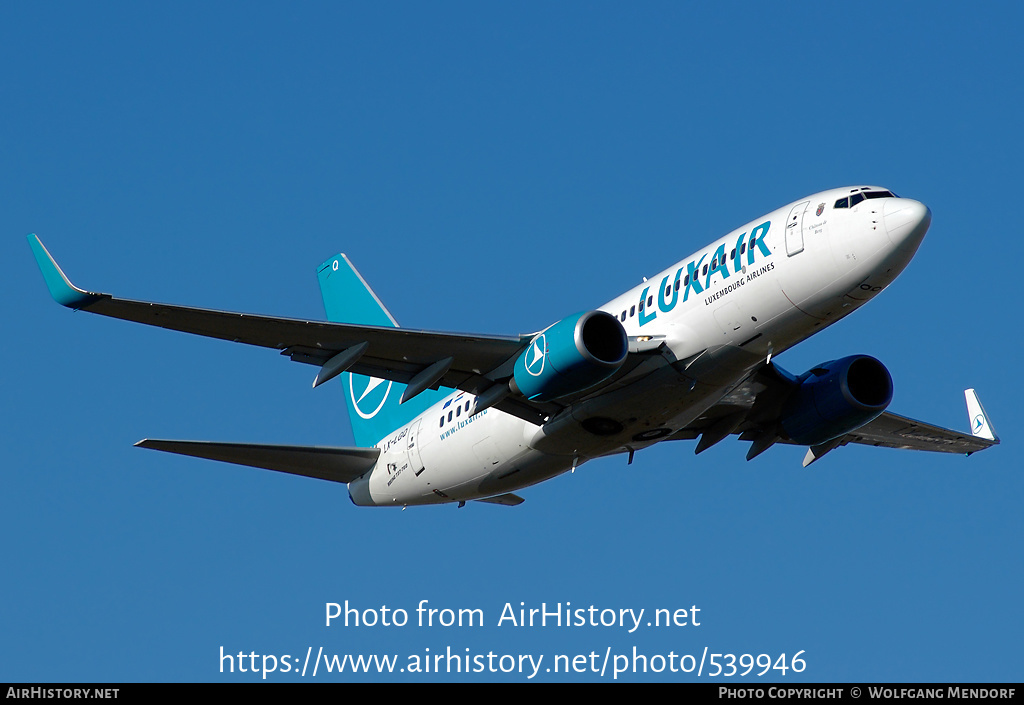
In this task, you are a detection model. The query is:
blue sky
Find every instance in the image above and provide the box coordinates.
[3,2,1021,682]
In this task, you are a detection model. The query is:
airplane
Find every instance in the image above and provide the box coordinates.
[28,185,999,508]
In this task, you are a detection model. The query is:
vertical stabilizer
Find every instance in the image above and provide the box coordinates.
[317,255,445,447]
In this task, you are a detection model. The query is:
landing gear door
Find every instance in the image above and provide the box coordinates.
[785,201,809,256]
[407,419,425,477]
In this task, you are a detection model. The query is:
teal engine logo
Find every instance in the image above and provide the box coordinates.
[524,334,547,376]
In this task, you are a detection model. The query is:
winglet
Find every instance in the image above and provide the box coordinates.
[27,234,103,309]
[965,389,999,443]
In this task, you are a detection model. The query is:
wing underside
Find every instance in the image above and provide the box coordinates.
[835,411,996,454]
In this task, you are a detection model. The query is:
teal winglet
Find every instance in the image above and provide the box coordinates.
[27,234,103,309]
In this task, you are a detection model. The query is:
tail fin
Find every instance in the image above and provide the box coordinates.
[317,254,446,447]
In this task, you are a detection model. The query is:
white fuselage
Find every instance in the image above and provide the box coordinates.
[348,187,930,506]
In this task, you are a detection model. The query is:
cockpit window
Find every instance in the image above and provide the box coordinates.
[834,190,896,209]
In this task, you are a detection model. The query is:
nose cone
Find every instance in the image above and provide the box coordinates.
[883,198,931,252]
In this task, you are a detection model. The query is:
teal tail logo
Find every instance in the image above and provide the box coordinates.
[317,255,445,447]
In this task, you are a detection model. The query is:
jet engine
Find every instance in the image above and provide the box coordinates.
[780,355,893,446]
[511,310,628,402]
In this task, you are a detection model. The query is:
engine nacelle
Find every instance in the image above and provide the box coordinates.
[511,310,628,402]
[780,355,893,447]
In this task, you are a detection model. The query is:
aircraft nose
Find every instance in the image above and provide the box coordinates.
[883,198,931,251]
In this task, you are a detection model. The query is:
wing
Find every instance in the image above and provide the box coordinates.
[671,361,998,465]
[835,409,996,453]
[28,235,662,425]
[28,234,543,417]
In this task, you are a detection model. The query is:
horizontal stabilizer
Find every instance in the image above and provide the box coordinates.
[135,440,380,484]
